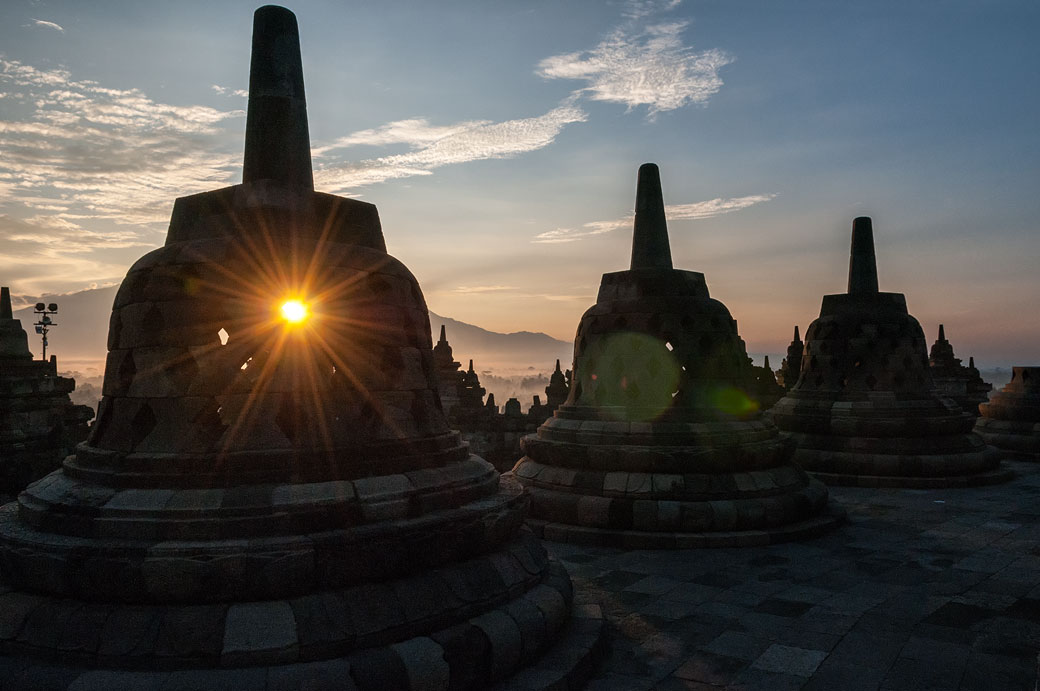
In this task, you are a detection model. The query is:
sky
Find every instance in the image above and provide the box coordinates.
[0,0,1038,367]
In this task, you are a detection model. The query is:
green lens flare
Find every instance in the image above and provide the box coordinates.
[581,332,681,422]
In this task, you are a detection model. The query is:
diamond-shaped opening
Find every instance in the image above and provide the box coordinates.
[129,403,157,450]
[142,304,164,333]
[275,395,301,445]
[665,342,674,351]
[117,350,137,391]
[218,328,229,345]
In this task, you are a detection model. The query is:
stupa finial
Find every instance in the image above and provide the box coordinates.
[555,358,562,372]
[438,324,447,343]
[764,355,771,369]
[938,324,946,341]
[630,163,673,270]
[242,5,313,189]
[0,287,11,320]
[793,325,800,341]
[847,216,879,295]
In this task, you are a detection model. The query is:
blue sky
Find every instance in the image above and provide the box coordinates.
[0,0,1037,365]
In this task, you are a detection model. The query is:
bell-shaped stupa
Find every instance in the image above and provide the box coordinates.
[928,324,991,416]
[0,8,599,689]
[975,367,1040,459]
[512,164,841,548]
[771,218,1008,487]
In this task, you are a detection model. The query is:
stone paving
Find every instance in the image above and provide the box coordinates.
[552,460,1040,690]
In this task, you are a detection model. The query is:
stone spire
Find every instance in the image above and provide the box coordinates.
[0,286,31,360]
[794,325,800,341]
[242,5,313,189]
[438,324,447,343]
[847,216,879,295]
[630,163,672,270]
[938,324,946,341]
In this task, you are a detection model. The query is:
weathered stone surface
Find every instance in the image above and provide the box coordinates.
[771,218,1007,488]
[0,7,597,690]
[513,165,840,546]
[975,366,1040,459]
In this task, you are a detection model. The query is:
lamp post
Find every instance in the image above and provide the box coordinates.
[33,302,58,361]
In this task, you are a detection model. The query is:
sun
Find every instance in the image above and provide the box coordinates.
[280,299,309,324]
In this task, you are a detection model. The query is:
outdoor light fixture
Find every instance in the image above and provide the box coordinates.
[33,302,58,360]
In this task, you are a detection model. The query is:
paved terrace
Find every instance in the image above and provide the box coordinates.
[554,460,1040,691]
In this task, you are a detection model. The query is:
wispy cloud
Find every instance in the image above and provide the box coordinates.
[313,99,588,191]
[537,2,731,116]
[211,84,248,98]
[533,194,776,243]
[28,19,65,33]
[452,285,520,294]
[0,58,243,225]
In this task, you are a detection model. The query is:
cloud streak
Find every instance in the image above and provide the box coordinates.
[533,194,776,243]
[0,58,243,225]
[537,6,731,115]
[313,99,588,191]
[29,19,65,33]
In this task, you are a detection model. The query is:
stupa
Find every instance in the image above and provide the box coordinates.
[544,359,570,411]
[975,367,1040,459]
[775,326,803,391]
[512,164,841,548]
[928,324,991,416]
[770,218,1007,487]
[0,7,600,689]
[431,324,463,416]
[0,287,93,496]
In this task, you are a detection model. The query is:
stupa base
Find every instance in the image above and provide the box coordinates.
[0,558,604,691]
[792,445,1011,488]
[974,419,1040,460]
[525,506,844,549]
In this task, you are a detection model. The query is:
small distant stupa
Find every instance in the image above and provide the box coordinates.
[431,323,463,414]
[975,367,1040,459]
[771,218,1008,487]
[0,286,93,495]
[776,325,803,391]
[927,324,991,416]
[512,164,841,548]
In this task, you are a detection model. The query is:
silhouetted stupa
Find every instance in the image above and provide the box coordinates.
[0,287,93,496]
[0,8,598,689]
[431,323,463,415]
[928,324,991,416]
[776,325,803,391]
[975,367,1040,459]
[771,218,1008,487]
[512,164,841,548]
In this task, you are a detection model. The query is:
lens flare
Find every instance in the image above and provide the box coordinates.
[281,299,309,324]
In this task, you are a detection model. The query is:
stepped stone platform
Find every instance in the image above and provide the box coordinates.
[975,367,1040,460]
[0,287,93,495]
[0,7,598,690]
[513,164,842,548]
[559,459,1040,691]
[771,218,1008,488]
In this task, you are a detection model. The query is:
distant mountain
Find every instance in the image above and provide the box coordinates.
[428,312,571,372]
[11,285,571,372]
[12,286,117,364]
